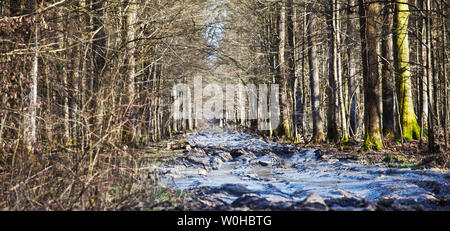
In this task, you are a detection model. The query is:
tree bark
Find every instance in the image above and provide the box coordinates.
[425,0,437,152]
[381,2,395,137]
[26,22,39,152]
[326,0,340,143]
[277,0,294,138]
[359,0,383,150]
[346,0,359,137]
[307,3,325,143]
[126,0,138,143]
[393,0,421,141]
[442,0,448,150]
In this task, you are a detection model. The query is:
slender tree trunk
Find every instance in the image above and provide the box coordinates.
[301,7,307,140]
[307,3,325,143]
[442,0,448,150]
[335,0,349,142]
[359,0,383,150]
[425,0,437,152]
[326,0,340,143]
[126,0,138,143]
[381,2,395,137]
[26,22,39,152]
[57,9,71,144]
[417,0,428,144]
[346,0,359,137]
[277,0,294,138]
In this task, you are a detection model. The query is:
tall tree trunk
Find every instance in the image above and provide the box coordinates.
[307,3,325,143]
[126,0,138,143]
[417,0,428,144]
[326,0,340,143]
[57,9,71,144]
[336,0,349,142]
[359,0,383,150]
[442,0,448,150]
[381,2,395,137]
[393,0,421,141]
[425,0,437,152]
[346,0,359,137]
[277,0,294,138]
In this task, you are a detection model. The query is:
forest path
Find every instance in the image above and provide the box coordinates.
[158,127,450,210]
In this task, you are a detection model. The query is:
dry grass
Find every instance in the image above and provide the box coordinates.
[0,139,185,211]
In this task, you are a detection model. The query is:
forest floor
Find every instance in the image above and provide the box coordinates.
[305,139,449,173]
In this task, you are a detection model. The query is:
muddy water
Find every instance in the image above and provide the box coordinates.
[159,129,450,210]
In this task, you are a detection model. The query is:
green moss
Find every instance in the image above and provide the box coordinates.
[402,119,421,141]
[362,133,383,151]
[387,161,417,168]
[340,136,350,143]
[65,139,77,147]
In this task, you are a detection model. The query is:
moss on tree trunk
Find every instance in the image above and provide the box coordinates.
[394,0,421,141]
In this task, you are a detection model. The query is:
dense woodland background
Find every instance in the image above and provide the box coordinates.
[0,0,448,210]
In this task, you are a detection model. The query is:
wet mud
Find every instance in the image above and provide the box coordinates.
[158,129,450,211]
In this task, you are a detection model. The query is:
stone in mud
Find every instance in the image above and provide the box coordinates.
[231,193,286,210]
[209,157,223,170]
[326,190,373,210]
[185,148,207,156]
[216,151,233,162]
[300,193,328,211]
[235,153,257,163]
[253,154,280,167]
[271,146,296,157]
[167,140,191,150]
[185,154,210,167]
[209,184,250,196]
[229,149,247,158]
[315,150,334,160]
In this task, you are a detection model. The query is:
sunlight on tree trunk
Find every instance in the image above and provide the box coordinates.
[307,3,325,143]
[393,0,421,141]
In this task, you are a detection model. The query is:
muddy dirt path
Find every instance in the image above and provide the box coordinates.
[158,128,450,211]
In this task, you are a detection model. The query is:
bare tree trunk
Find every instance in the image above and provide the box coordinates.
[326,0,340,143]
[26,22,39,152]
[359,0,383,150]
[346,0,359,137]
[277,0,294,138]
[381,2,395,137]
[425,0,437,152]
[57,9,71,144]
[417,0,428,144]
[307,3,325,143]
[127,0,138,143]
[442,0,448,150]
[335,0,349,142]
